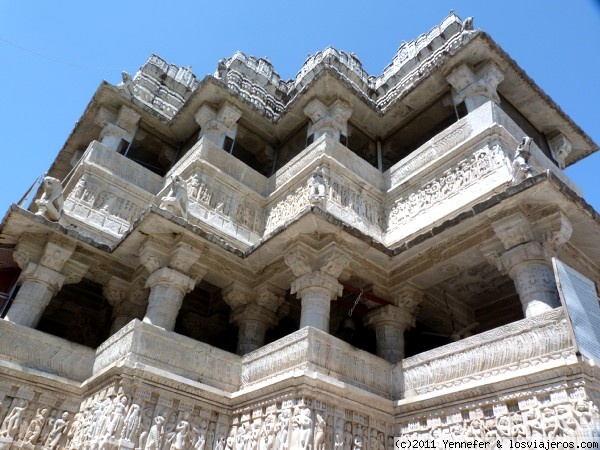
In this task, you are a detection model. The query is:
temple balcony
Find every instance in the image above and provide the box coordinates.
[56,100,580,249]
[0,307,575,401]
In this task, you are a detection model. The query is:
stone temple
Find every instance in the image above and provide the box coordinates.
[0,12,599,449]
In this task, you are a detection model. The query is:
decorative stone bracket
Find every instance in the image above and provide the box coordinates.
[195,101,242,149]
[446,61,504,112]
[304,99,352,142]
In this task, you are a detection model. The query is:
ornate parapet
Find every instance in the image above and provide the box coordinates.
[93,320,241,392]
[0,320,95,382]
[241,327,392,398]
[399,308,574,398]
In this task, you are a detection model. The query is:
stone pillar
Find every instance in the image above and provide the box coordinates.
[96,105,141,151]
[195,102,242,148]
[500,242,560,317]
[446,62,504,112]
[364,285,423,363]
[231,303,277,355]
[103,276,146,335]
[139,238,203,331]
[223,283,283,355]
[4,235,87,328]
[486,211,572,318]
[144,268,195,330]
[285,243,351,333]
[5,264,65,328]
[303,99,352,142]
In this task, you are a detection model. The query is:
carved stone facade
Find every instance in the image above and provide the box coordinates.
[1,12,599,450]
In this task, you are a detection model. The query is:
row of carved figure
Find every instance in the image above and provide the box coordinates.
[399,399,599,442]
[0,399,69,449]
[0,391,396,450]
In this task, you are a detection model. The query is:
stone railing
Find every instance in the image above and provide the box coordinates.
[242,327,392,398]
[93,320,241,392]
[399,308,574,397]
[0,320,95,382]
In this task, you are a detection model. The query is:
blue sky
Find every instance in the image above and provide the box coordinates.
[1,1,598,215]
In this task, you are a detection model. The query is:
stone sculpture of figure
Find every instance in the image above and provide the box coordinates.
[0,399,29,438]
[105,395,128,438]
[274,410,290,450]
[313,414,326,450]
[45,411,69,450]
[160,175,189,219]
[226,426,237,450]
[259,414,276,450]
[194,419,208,450]
[574,400,598,432]
[188,174,201,200]
[215,435,226,450]
[121,403,141,442]
[144,415,165,450]
[342,422,352,450]
[247,420,260,450]
[35,176,64,221]
[23,407,49,444]
[541,407,560,439]
[119,71,135,97]
[236,423,247,450]
[170,414,192,450]
[525,408,543,441]
[308,166,327,204]
[333,420,343,450]
[206,422,216,450]
[512,137,533,184]
[352,425,363,450]
[556,404,578,437]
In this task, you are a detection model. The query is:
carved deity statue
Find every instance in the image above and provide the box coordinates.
[0,399,29,438]
[512,137,533,184]
[313,414,326,450]
[193,419,208,450]
[160,175,189,219]
[170,414,192,450]
[44,411,69,450]
[35,176,64,221]
[145,415,165,450]
[121,402,141,442]
[308,167,327,205]
[23,407,49,444]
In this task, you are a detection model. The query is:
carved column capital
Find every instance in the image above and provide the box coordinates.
[391,284,424,314]
[195,101,241,147]
[491,212,534,250]
[231,303,277,328]
[364,304,415,329]
[447,61,504,112]
[169,240,202,273]
[144,267,195,294]
[103,277,131,307]
[304,99,352,141]
[222,281,255,310]
[231,302,278,355]
[291,271,342,301]
[255,283,285,312]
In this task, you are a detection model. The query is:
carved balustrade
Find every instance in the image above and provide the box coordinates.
[241,327,392,398]
[399,308,574,397]
[0,320,95,382]
[93,319,241,392]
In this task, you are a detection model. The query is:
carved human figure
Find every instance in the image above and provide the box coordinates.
[308,167,327,204]
[194,419,208,450]
[0,399,29,438]
[525,408,543,441]
[104,395,129,438]
[274,410,290,450]
[44,411,69,450]
[541,407,561,439]
[206,422,216,450]
[246,420,260,450]
[23,407,49,444]
[215,435,226,450]
[556,404,578,437]
[511,414,527,441]
[495,415,512,443]
[512,137,533,184]
[145,415,165,450]
[122,403,141,442]
[313,414,326,450]
[352,425,362,450]
[226,426,237,450]
[236,423,247,450]
[342,422,352,450]
[259,414,276,450]
[574,400,598,432]
[170,414,192,450]
[35,176,64,221]
[160,175,189,219]
[188,174,201,200]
